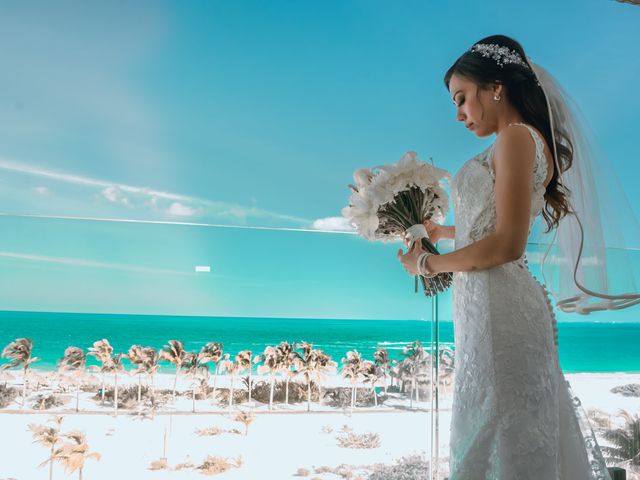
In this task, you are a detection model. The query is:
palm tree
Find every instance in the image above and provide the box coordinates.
[159,340,186,401]
[124,345,146,404]
[29,416,64,480]
[58,347,86,412]
[197,342,223,401]
[1,337,40,408]
[87,339,113,406]
[397,358,416,408]
[314,350,337,408]
[373,348,390,394]
[360,360,381,407]
[141,347,160,405]
[275,341,296,406]
[601,409,640,465]
[40,431,101,480]
[255,346,279,410]
[292,341,318,412]
[219,354,240,408]
[181,351,204,413]
[235,350,253,405]
[233,410,255,436]
[341,350,363,414]
[87,361,113,408]
[104,354,124,416]
[401,340,429,405]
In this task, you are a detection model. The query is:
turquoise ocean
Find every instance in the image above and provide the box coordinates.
[1,310,638,374]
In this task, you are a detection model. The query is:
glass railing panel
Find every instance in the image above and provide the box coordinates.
[0,215,439,478]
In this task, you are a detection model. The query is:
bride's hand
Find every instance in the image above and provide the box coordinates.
[423,219,446,244]
[397,236,424,276]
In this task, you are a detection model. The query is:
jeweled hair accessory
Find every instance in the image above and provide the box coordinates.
[470,43,530,69]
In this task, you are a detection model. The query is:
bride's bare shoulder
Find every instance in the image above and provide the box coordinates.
[490,124,537,172]
[494,124,554,187]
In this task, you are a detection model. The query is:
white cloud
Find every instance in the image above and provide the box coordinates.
[101,185,129,205]
[167,202,198,217]
[311,216,356,232]
[0,157,312,226]
[33,186,49,195]
[0,157,190,201]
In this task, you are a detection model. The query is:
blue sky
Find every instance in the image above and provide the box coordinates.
[0,0,639,321]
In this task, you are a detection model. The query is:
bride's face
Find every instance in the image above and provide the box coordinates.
[448,73,496,138]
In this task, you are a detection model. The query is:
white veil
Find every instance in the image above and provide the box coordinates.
[529,60,640,314]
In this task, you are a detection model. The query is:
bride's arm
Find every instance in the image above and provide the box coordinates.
[413,127,535,274]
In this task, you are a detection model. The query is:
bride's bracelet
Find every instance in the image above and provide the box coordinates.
[417,252,438,278]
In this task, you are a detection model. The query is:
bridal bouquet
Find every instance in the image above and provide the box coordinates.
[341,151,453,297]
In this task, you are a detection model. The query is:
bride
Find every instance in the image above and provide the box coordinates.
[397,34,640,479]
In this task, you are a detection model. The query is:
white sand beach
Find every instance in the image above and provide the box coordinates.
[0,370,638,479]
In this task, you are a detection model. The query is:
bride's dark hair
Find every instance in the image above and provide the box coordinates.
[444,34,572,233]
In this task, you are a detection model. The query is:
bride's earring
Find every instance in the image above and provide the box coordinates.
[493,94,501,101]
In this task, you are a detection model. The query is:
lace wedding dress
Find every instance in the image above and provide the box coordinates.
[448,122,611,479]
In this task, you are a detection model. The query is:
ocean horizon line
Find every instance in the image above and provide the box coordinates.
[0,309,436,323]
[1,309,638,325]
